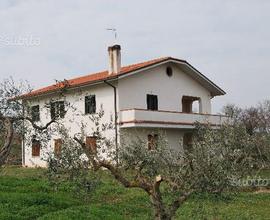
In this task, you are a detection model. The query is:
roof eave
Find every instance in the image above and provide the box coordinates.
[18,76,119,100]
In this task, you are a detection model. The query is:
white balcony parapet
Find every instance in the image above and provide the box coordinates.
[119,108,229,129]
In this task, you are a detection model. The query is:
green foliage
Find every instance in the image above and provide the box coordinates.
[190,124,258,192]
[47,138,100,199]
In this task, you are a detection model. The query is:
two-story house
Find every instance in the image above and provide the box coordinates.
[21,45,227,167]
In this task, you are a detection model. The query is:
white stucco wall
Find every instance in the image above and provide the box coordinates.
[24,83,116,167]
[118,63,212,113]
[120,127,185,152]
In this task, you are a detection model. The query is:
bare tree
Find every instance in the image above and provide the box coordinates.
[258,100,270,133]
[223,100,270,135]
[0,77,56,167]
[222,101,270,168]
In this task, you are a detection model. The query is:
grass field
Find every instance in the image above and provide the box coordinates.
[0,167,269,220]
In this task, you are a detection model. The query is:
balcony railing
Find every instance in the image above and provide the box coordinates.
[119,108,229,129]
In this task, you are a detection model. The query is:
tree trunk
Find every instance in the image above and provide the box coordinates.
[153,209,171,220]
[150,194,171,220]
[0,119,14,166]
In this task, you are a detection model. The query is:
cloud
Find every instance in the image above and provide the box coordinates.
[0,0,270,112]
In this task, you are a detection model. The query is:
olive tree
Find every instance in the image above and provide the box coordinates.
[47,108,268,220]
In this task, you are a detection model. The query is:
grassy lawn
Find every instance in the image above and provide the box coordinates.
[0,167,269,220]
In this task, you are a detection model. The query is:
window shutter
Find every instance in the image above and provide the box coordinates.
[50,103,55,119]
[147,94,158,110]
[31,105,40,122]
[148,135,154,150]
[85,95,96,114]
[85,96,89,114]
[147,95,151,110]
[183,133,193,151]
[150,96,154,110]
[86,136,97,154]
[50,101,65,119]
[32,140,41,157]
[59,101,65,118]
[90,95,96,114]
[148,134,158,150]
[54,139,62,156]
[154,95,158,110]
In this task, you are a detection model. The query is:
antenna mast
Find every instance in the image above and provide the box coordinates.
[106,28,117,43]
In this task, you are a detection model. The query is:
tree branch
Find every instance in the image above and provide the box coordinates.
[73,136,152,194]
[15,116,56,131]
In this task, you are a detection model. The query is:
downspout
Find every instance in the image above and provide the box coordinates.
[22,102,25,166]
[104,80,118,165]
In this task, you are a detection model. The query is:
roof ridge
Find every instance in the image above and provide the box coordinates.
[69,56,170,82]
[121,56,169,68]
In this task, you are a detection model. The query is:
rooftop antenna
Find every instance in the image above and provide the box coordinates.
[106,28,117,43]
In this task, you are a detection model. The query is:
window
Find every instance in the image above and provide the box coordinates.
[148,134,158,150]
[85,95,96,114]
[32,139,41,157]
[183,133,193,151]
[147,94,158,110]
[31,105,40,122]
[166,66,173,77]
[54,139,62,156]
[86,136,97,154]
[50,101,65,119]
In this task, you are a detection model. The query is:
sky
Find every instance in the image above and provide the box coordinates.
[0,0,269,113]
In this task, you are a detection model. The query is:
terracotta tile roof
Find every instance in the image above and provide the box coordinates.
[21,57,176,99]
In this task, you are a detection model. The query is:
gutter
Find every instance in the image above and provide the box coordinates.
[104,80,119,165]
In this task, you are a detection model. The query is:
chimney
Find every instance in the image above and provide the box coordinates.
[108,44,121,75]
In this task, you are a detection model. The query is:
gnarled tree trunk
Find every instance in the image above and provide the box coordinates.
[150,194,171,220]
[0,118,14,166]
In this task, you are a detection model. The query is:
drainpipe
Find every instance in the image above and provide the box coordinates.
[104,80,118,165]
[22,102,25,166]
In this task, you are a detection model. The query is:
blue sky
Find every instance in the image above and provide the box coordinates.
[0,0,269,112]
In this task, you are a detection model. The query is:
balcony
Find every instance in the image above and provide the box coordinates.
[119,108,229,129]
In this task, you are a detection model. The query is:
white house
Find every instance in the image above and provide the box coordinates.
[21,45,227,167]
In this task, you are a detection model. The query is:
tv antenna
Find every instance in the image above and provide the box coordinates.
[106,28,117,41]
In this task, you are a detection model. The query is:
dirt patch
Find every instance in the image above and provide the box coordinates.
[254,189,270,194]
